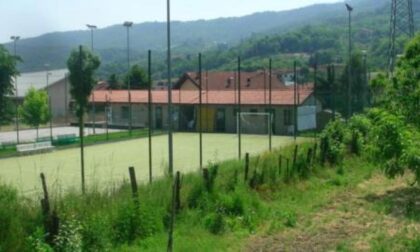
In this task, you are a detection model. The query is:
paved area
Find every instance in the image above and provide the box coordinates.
[0,133,309,194]
[0,127,122,144]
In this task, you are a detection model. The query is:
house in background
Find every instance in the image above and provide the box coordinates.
[90,70,321,135]
[12,69,71,119]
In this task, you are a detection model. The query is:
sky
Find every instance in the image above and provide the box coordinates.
[0,0,341,43]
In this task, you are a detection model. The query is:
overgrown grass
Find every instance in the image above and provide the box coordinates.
[0,139,387,252]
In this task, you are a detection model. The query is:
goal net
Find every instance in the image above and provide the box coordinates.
[237,112,273,135]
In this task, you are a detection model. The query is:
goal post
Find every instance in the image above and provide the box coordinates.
[237,112,273,135]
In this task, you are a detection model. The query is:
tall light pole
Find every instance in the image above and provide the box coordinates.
[345,3,353,119]
[11,36,20,144]
[86,24,97,51]
[45,64,53,142]
[86,24,97,134]
[362,50,368,109]
[167,0,174,176]
[123,21,133,136]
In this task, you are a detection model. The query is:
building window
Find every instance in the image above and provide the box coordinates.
[284,109,292,126]
[121,106,129,120]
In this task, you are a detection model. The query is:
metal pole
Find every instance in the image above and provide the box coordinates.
[293,61,297,141]
[268,58,272,151]
[347,5,353,119]
[167,0,174,176]
[45,68,53,142]
[148,50,153,183]
[11,36,20,144]
[126,24,133,136]
[313,58,318,139]
[87,25,97,134]
[199,53,203,169]
[238,56,242,159]
[79,46,85,194]
[332,64,336,120]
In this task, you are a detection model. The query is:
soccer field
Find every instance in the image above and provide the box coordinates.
[0,133,309,194]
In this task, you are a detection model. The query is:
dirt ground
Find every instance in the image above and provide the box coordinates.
[246,174,420,251]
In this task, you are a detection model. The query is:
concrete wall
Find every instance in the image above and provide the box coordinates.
[46,78,71,118]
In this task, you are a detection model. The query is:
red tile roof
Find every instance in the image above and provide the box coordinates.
[174,71,287,90]
[91,87,313,106]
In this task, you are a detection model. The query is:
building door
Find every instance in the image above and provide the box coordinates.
[156,107,163,130]
[216,108,226,132]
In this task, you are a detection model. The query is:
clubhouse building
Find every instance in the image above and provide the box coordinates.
[89,71,321,135]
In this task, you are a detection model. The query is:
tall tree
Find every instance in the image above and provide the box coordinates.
[67,46,100,193]
[0,45,20,125]
[19,87,50,139]
[108,73,121,90]
[124,64,148,89]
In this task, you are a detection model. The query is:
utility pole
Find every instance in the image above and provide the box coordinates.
[345,3,354,119]
[388,0,415,74]
[123,21,133,136]
[167,0,174,176]
[86,24,97,134]
[45,64,53,142]
[10,36,20,144]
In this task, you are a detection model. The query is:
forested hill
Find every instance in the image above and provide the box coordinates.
[2,0,389,74]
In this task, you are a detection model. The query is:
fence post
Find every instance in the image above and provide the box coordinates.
[286,158,290,180]
[313,142,318,163]
[128,167,139,206]
[278,155,283,175]
[40,173,50,215]
[203,168,210,191]
[292,145,298,174]
[167,171,177,252]
[306,148,313,170]
[175,171,181,212]
[244,153,249,182]
[40,173,59,246]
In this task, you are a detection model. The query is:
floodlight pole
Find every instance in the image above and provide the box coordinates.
[346,3,353,119]
[86,24,97,134]
[123,21,133,136]
[293,61,297,141]
[148,50,153,184]
[11,36,20,144]
[362,50,368,110]
[167,0,174,176]
[313,57,318,139]
[268,58,272,151]
[237,56,242,159]
[198,53,203,170]
[45,64,53,143]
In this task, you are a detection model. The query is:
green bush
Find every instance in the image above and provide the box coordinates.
[319,119,347,165]
[204,213,225,234]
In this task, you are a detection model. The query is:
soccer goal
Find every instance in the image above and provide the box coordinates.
[237,112,273,135]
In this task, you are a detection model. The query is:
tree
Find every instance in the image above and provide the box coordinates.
[108,73,121,90]
[19,87,50,138]
[0,45,20,125]
[124,64,148,89]
[67,46,100,193]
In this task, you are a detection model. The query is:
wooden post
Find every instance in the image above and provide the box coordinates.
[313,142,318,163]
[279,155,283,175]
[40,173,50,214]
[175,171,181,212]
[167,172,177,252]
[203,168,210,191]
[292,145,298,173]
[244,153,249,182]
[306,148,313,170]
[128,167,139,205]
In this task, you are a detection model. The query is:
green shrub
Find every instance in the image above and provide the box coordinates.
[54,216,83,252]
[282,211,297,228]
[81,214,111,251]
[319,119,347,165]
[204,213,225,234]
[113,202,161,244]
